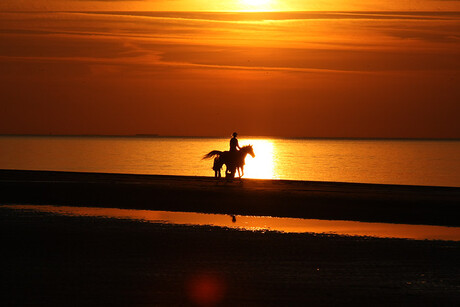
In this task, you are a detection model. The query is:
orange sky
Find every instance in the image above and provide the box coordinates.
[0,2,459,137]
[1,0,460,11]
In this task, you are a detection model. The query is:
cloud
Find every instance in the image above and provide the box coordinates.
[0,11,459,137]
[1,11,459,75]
[86,10,460,22]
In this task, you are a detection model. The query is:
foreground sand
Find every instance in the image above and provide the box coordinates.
[1,169,459,305]
[1,206,459,306]
[1,169,459,226]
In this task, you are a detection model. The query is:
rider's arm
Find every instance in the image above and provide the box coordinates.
[236,139,241,150]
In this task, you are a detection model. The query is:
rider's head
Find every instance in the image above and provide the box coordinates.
[232,132,238,137]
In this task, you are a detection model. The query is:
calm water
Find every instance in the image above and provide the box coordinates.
[0,136,459,187]
[3,204,460,241]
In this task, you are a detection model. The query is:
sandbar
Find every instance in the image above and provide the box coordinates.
[1,169,459,226]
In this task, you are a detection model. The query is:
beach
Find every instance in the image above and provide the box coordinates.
[1,169,460,305]
[1,169,459,226]
[2,2,460,305]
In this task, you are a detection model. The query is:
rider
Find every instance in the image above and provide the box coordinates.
[227,132,241,177]
[230,132,241,152]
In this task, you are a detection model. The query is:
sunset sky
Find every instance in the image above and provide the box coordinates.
[0,1,459,137]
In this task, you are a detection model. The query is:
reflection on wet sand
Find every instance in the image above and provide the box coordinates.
[3,204,460,241]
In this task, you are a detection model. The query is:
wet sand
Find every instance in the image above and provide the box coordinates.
[1,206,460,306]
[1,169,460,305]
[1,169,459,226]
[4,204,460,241]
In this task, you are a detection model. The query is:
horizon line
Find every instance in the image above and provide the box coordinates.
[1,134,459,141]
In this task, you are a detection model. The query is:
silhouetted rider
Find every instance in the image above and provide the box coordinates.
[230,132,241,152]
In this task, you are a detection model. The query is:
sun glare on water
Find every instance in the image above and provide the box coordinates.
[242,139,276,179]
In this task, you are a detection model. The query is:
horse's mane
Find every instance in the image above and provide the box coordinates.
[240,145,252,151]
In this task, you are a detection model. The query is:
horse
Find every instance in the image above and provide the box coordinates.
[203,145,255,178]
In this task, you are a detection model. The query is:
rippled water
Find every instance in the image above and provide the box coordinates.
[0,136,459,187]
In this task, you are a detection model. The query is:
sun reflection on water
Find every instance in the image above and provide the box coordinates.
[242,139,276,179]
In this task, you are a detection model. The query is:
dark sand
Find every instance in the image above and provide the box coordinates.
[1,169,459,226]
[1,170,460,305]
[2,207,460,306]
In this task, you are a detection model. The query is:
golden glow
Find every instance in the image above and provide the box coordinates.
[238,0,276,11]
[242,139,276,179]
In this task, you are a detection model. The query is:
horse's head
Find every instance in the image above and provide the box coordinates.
[242,145,255,158]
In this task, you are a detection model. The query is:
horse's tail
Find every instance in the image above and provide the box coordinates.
[202,150,223,160]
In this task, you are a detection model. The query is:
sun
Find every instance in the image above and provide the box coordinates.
[242,139,276,179]
[244,0,269,5]
[238,0,275,11]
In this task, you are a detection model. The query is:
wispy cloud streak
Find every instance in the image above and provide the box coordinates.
[0,11,459,137]
[1,11,459,73]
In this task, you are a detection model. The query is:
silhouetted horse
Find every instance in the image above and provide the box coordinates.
[203,145,255,178]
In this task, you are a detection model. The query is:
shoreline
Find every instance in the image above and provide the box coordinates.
[1,169,459,226]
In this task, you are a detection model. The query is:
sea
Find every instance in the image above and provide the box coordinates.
[0,136,459,187]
